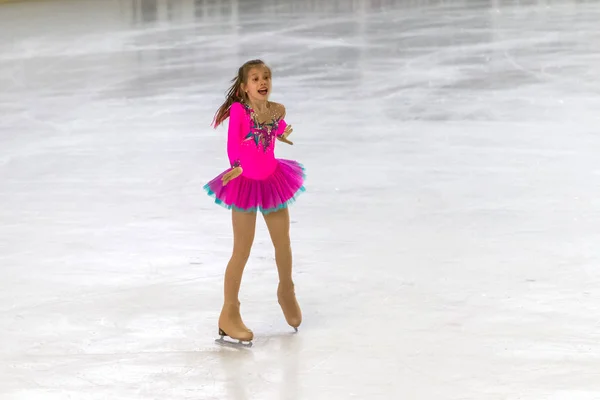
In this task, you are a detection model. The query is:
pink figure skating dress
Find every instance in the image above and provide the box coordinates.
[204,102,305,214]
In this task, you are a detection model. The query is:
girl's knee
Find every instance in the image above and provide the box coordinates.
[232,247,252,262]
[273,238,291,252]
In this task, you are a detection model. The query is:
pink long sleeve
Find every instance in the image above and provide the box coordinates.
[227,102,244,168]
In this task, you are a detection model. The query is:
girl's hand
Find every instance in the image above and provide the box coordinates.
[222,166,243,186]
[277,125,294,145]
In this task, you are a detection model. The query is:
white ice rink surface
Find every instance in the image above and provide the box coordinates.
[1,0,600,398]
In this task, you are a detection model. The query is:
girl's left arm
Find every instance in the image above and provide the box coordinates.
[276,104,293,145]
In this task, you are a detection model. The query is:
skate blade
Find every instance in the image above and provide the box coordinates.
[215,336,253,348]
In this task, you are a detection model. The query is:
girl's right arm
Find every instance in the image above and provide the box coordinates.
[227,102,244,168]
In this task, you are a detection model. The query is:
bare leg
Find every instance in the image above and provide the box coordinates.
[219,210,257,341]
[263,208,302,329]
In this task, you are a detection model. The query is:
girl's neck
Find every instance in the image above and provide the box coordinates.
[248,99,269,113]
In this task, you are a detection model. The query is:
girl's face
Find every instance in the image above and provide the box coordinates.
[243,66,272,103]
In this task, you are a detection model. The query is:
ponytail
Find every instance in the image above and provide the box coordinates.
[211,73,244,128]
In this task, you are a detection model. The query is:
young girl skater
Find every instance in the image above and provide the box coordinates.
[204,59,305,346]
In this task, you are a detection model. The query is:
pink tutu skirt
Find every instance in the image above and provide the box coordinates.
[203,159,305,214]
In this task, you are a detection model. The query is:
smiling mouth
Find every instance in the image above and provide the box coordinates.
[258,88,268,95]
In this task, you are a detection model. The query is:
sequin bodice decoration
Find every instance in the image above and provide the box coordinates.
[242,103,282,152]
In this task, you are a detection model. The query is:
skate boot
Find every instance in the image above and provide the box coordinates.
[216,302,253,347]
[277,282,302,331]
